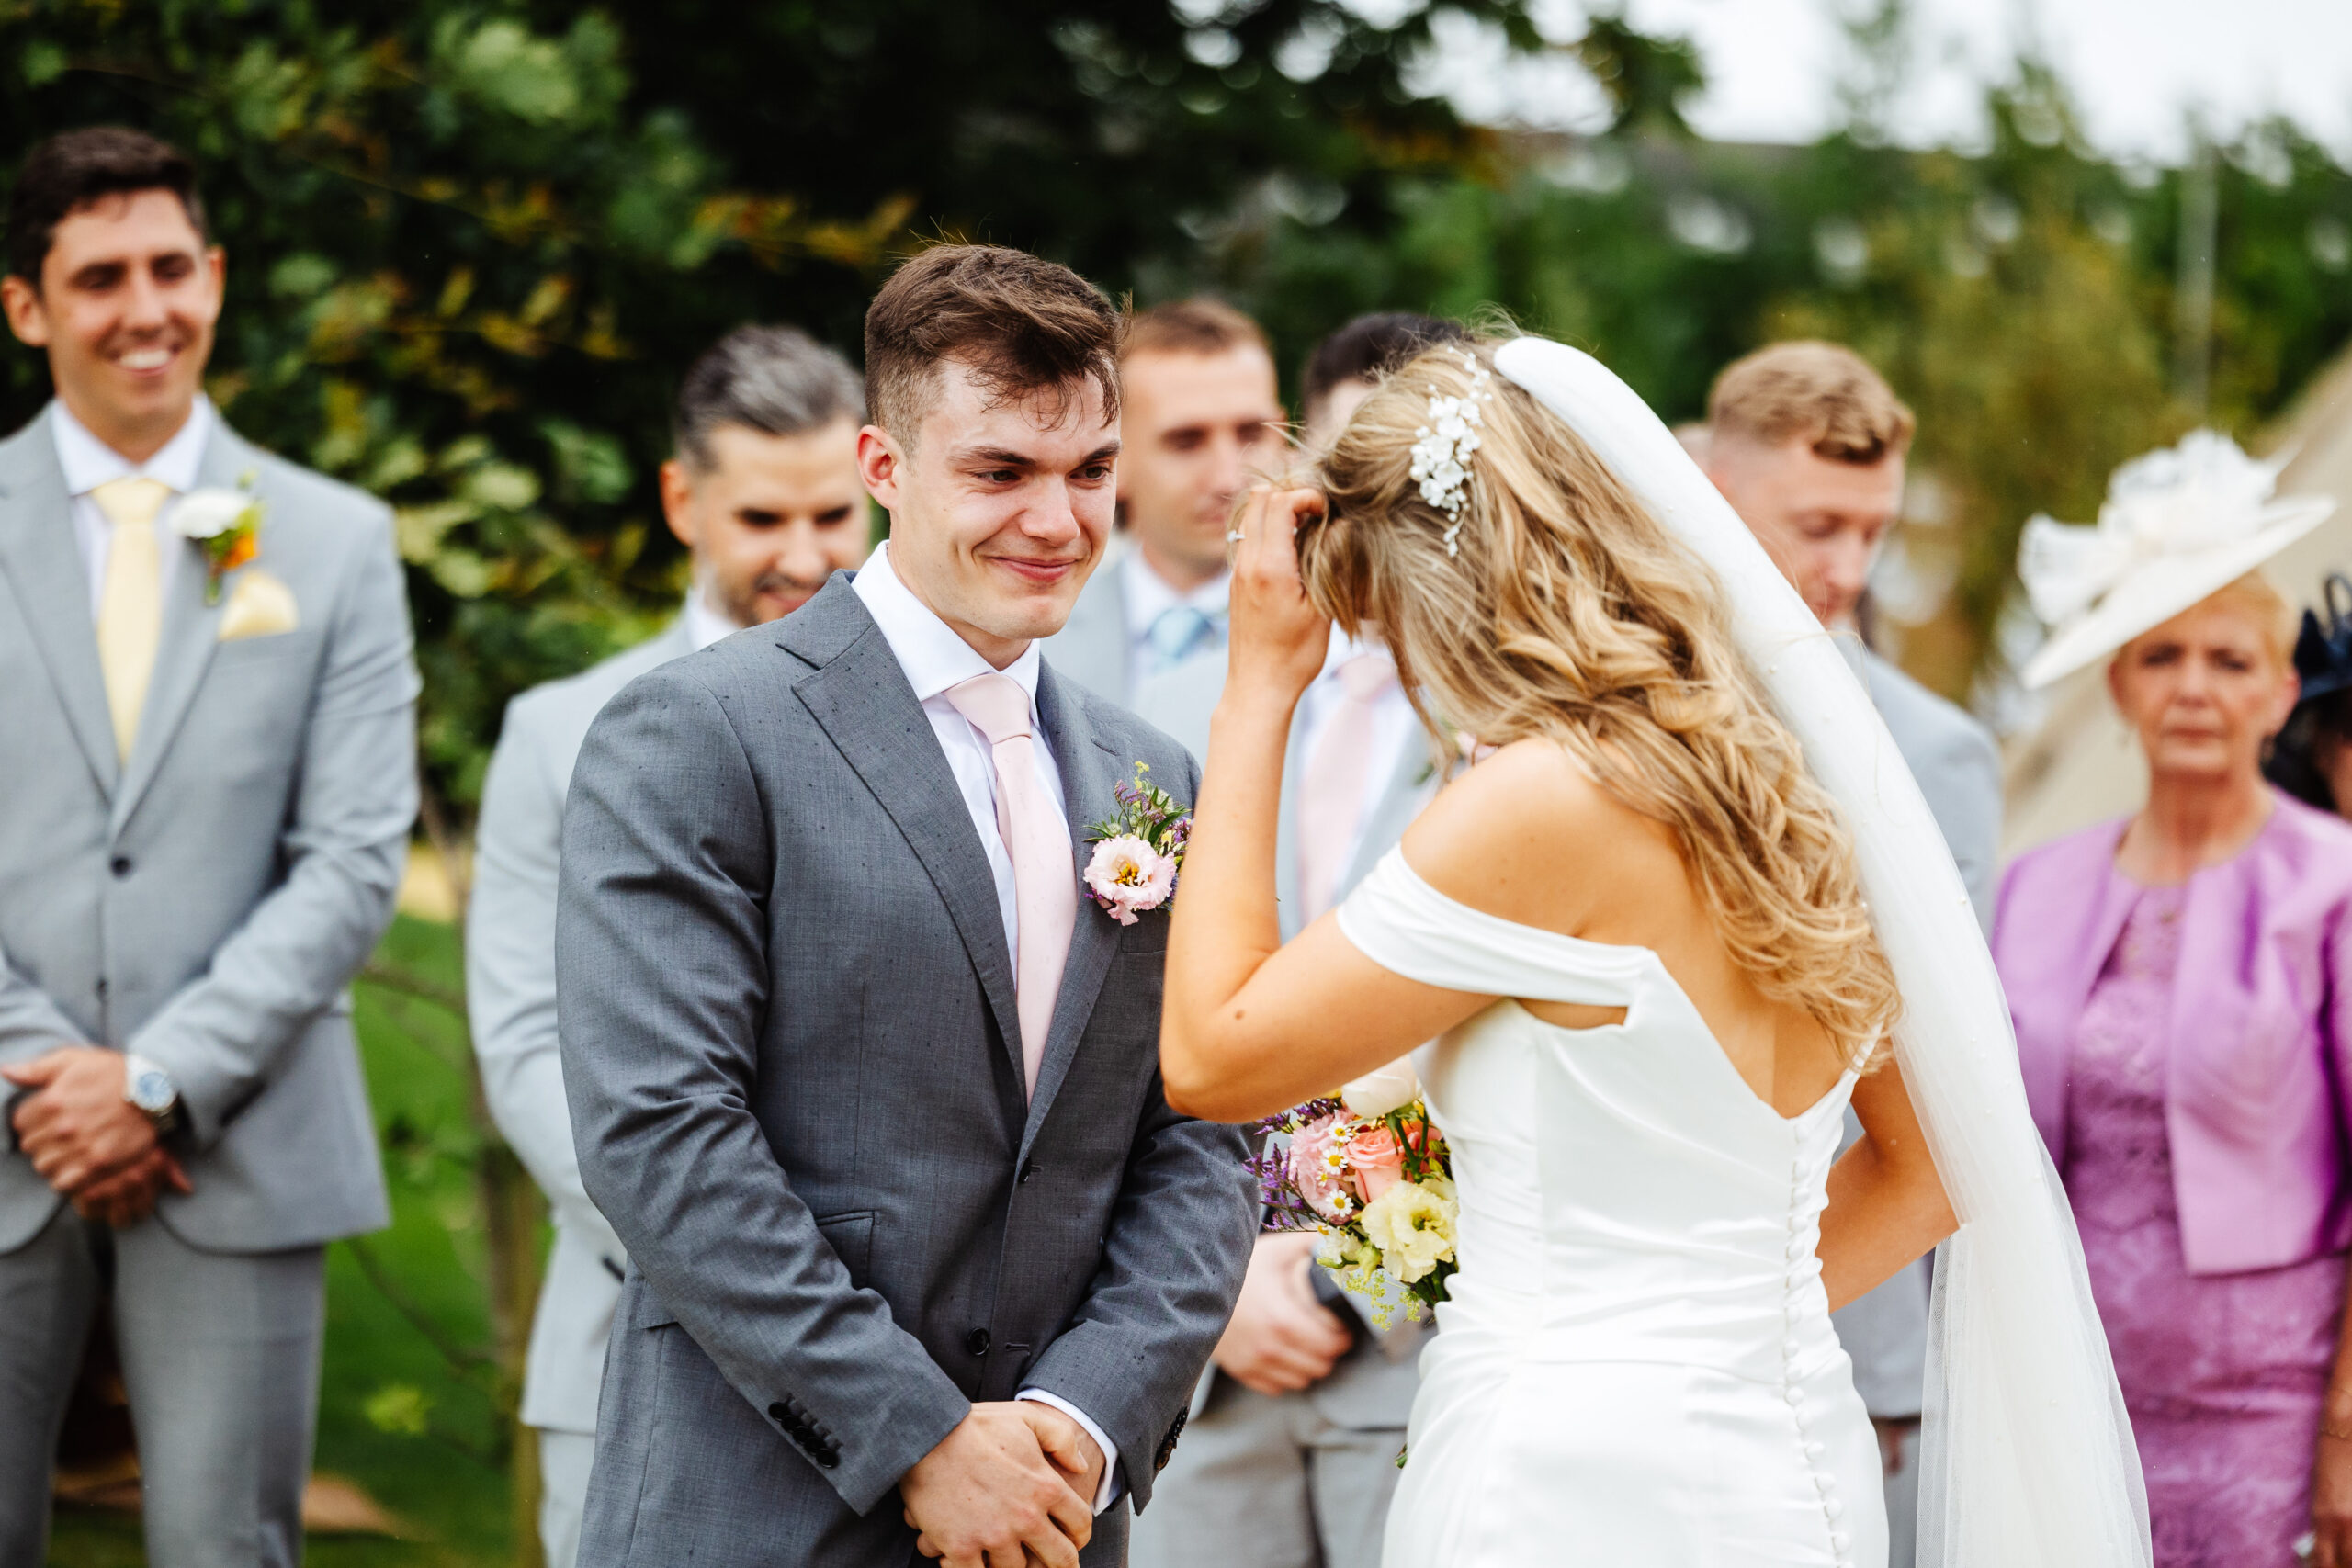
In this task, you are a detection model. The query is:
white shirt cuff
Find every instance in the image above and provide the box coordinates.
[1014,1388,1125,1513]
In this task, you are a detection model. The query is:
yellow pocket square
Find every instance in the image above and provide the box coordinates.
[218,569,300,642]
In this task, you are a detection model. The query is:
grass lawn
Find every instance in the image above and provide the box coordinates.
[50,915,524,1567]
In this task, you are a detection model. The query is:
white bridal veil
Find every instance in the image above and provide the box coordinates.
[1493,337,2151,1567]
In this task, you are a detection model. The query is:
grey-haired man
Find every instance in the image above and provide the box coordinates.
[466,323,869,1568]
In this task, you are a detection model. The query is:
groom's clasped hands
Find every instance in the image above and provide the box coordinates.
[901,1401,1105,1568]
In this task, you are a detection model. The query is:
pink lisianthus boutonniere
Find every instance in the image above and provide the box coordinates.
[174,471,265,606]
[1081,761,1191,925]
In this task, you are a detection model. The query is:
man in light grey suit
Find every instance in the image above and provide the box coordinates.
[1129,312,1468,1568]
[468,324,869,1568]
[1041,299,1284,721]
[0,128,417,1566]
[558,244,1253,1567]
[1702,341,2002,1568]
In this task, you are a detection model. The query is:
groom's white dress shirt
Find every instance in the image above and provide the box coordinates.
[850,540,1120,1510]
[54,392,212,613]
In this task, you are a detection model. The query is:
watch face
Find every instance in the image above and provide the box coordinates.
[130,1068,172,1111]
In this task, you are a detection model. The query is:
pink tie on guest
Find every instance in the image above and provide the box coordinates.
[946,671,1076,1098]
[1297,650,1398,923]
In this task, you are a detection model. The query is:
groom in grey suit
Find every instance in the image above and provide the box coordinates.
[469,323,870,1568]
[558,244,1253,1567]
[1701,341,2001,1568]
[0,129,417,1566]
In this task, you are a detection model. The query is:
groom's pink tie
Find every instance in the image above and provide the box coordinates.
[1298,650,1397,922]
[946,671,1075,1098]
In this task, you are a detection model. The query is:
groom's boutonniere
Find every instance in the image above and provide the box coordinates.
[174,470,265,606]
[1081,761,1191,927]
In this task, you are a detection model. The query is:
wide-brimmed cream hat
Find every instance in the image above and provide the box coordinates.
[2017,429,2335,689]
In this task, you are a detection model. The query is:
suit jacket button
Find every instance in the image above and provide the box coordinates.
[1019,1162,1040,1184]
[768,1402,789,1422]
[109,856,131,878]
[966,1328,991,1357]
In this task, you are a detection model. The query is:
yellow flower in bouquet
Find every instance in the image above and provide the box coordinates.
[1359,1177,1459,1285]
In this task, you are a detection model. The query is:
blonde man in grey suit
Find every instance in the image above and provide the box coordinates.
[468,323,869,1568]
[1701,341,2002,1568]
[0,128,417,1568]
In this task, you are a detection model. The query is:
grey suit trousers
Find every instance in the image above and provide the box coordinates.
[0,1210,323,1568]
[1129,1356,1406,1568]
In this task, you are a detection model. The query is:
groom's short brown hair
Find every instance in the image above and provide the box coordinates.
[864,243,1122,446]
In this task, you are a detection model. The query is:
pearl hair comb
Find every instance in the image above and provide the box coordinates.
[1408,351,1493,557]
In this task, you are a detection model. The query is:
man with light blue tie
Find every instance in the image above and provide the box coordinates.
[1040,299,1283,717]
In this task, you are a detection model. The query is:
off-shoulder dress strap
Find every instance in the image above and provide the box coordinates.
[1335,848,1651,1009]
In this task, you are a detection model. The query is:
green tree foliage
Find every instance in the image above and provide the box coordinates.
[0,0,1548,809]
[5,2,2346,748]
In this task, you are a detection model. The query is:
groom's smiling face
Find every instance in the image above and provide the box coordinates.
[859,357,1119,669]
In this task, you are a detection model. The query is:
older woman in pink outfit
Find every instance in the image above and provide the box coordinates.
[1996,432,2351,1568]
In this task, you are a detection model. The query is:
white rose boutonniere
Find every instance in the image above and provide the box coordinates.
[175,471,265,605]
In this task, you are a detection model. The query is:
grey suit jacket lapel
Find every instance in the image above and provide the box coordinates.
[0,409,118,797]
[1022,668,1125,1146]
[779,578,1027,1094]
[113,423,247,834]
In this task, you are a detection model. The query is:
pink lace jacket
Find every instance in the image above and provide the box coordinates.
[1994,791,2352,1276]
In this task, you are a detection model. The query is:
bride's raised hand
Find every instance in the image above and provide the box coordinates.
[1224,483,1332,709]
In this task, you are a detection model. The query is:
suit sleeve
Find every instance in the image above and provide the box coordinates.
[557,668,969,1516]
[1941,720,2005,938]
[1020,748,1257,1513]
[129,506,419,1146]
[467,695,622,1256]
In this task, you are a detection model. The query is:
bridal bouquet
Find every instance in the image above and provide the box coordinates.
[1250,1058,1457,1325]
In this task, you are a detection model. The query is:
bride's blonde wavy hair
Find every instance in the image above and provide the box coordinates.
[1299,341,1900,1069]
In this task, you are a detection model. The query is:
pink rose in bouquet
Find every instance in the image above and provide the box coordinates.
[1082,835,1176,926]
[1287,1112,1357,1222]
[1345,1124,1407,1203]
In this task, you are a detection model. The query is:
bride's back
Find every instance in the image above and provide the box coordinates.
[1402,734,1852,1118]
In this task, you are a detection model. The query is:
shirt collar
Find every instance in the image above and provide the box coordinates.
[1317,624,1388,681]
[852,538,1042,705]
[1120,546,1228,642]
[683,585,743,651]
[51,395,213,498]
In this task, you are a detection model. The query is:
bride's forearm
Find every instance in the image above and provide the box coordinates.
[1160,683,1299,1109]
[1816,1131,1957,1312]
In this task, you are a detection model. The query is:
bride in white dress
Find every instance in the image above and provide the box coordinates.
[1160,337,2152,1567]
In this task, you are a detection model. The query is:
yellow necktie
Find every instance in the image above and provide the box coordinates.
[92,476,174,763]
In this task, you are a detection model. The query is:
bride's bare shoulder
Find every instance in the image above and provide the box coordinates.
[1400,736,1679,932]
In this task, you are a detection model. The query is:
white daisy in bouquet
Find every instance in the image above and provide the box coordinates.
[1250,1056,1457,1325]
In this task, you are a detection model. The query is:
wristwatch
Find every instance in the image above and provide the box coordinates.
[121,1053,182,1133]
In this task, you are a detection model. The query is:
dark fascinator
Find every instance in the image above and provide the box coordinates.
[2294,575,2352,702]
[2267,575,2352,811]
